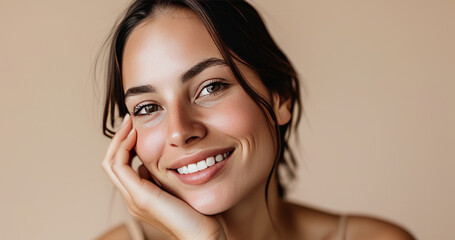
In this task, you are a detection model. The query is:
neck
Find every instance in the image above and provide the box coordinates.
[218,174,284,240]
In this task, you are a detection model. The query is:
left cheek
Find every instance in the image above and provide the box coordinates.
[209,97,266,138]
[134,126,166,169]
[205,96,276,162]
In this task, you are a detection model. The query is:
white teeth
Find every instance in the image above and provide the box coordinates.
[176,151,231,175]
[215,154,223,162]
[206,156,215,166]
[197,160,207,171]
[188,164,198,173]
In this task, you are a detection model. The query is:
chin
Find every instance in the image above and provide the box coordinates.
[185,191,234,215]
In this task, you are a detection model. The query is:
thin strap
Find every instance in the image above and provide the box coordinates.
[126,217,145,240]
[335,215,348,240]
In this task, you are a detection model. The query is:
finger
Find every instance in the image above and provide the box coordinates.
[101,115,132,190]
[109,129,219,237]
[110,127,141,202]
[114,163,164,208]
[103,125,137,202]
[114,127,137,166]
[112,128,167,202]
[115,159,189,215]
[103,114,132,165]
[105,166,132,202]
[114,161,221,239]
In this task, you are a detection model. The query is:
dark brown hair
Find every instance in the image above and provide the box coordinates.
[102,0,301,197]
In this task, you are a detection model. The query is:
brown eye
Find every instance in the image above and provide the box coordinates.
[198,80,229,97]
[134,103,163,116]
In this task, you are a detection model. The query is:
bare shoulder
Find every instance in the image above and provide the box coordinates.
[95,224,132,240]
[281,201,415,240]
[95,221,173,240]
[281,201,344,239]
[346,215,415,240]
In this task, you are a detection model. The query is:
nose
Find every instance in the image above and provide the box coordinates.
[167,101,207,148]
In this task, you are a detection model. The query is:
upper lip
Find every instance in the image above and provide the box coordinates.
[168,147,235,170]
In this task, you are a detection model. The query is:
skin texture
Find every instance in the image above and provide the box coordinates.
[100,8,416,240]
[122,9,286,215]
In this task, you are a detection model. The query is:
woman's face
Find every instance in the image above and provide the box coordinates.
[122,9,289,215]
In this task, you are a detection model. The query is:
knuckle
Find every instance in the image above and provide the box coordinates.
[111,163,121,175]
[119,141,129,152]
[101,160,109,170]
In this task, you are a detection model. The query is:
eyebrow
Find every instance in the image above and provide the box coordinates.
[124,57,227,98]
[181,57,227,83]
[124,84,155,98]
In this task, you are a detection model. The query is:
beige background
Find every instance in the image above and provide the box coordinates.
[0,0,454,239]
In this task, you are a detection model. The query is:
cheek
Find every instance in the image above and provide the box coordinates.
[206,96,268,138]
[209,94,277,173]
[134,124,166,168]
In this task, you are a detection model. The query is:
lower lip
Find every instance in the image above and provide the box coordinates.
[171,155,230,185]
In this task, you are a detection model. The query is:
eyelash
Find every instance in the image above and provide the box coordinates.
[133,102,162,116]
[197,79,230,98]
[132,79,230,117]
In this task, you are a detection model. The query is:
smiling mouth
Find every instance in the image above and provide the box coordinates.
[175,150,233,175]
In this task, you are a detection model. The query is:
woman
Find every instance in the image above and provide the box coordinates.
[98,0,415,239]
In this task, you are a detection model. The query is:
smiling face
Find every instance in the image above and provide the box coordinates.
[122,9,289,215]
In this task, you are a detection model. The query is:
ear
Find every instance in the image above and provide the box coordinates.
[272,92,292,126]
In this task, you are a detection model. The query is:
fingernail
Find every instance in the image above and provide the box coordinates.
[121,114,130,126]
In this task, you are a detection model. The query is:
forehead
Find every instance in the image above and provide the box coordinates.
[122,9,223,89]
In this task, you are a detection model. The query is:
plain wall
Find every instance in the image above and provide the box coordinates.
[0,0,453,239]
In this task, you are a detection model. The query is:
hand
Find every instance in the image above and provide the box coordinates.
[101,114,226,240]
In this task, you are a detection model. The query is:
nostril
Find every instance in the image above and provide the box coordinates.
[185,136,200,144]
